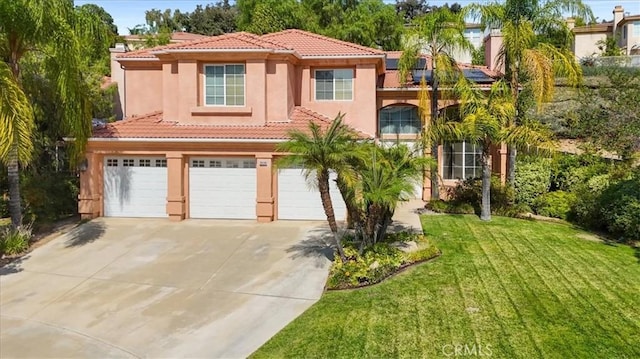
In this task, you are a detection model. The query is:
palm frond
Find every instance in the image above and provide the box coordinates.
[0,63,35,165]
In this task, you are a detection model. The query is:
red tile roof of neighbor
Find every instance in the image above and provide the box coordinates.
[118,29,384,59]
[91,107,372,140]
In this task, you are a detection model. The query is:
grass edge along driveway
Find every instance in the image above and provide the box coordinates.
[251,215,640,359]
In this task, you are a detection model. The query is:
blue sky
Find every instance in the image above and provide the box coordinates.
[74,0,640,35]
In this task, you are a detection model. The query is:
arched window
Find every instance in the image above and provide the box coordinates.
[379,105,421,135]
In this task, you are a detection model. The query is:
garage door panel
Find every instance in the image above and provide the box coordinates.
[103,157,167,218]
[189,158,257,219]
[278,169,346,220]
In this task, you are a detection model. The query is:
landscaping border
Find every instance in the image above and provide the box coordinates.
[325,249,442,291]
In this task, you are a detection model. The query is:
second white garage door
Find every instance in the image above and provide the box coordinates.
[278,169,347,220]
[189,158,257,219]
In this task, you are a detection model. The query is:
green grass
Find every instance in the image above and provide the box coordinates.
[252,215,640,359]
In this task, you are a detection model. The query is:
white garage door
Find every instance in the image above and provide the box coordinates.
[189,158,257,219]
[103,157,168,217]
[278,169,347,220]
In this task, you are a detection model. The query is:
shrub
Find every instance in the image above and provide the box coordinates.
[448,176,515,214]
[533,191,576,219]
[21,172,79,225]
[598,176,640,242]
[550,153,612,192]
[426,200,475,214]
[0,225,32,256]
[514,157,551,206]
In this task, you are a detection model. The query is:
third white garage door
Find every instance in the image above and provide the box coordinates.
[278,169,347,220]
[189,158,257,219]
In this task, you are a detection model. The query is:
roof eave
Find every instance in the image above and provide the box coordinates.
[88,137,286,143]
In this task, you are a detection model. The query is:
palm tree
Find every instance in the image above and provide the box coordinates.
[468,0,592,184]
[277,114,358,260]
[0,0,109,228]
[444,78,554,220]
[398,7,472,200]
[0,63,34,229]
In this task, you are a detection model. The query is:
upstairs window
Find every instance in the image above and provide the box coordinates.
[315,69,353,101]
[443,141,483,180]
[204,64,245,106]
[634,21,640,37]
[379,106,421,134]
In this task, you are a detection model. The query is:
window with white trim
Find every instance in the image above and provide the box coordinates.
[315,69,353,101]
[155,159,167,167]
[633,21,640,37]
[379,106,421,134]
[123,159,135,167]
[442,141,483,180]
[106,159,118,167]
[204,64,245,106]
[139,159,151,167]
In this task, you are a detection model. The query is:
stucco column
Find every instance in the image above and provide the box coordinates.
[255,154,275,223]
[166,152,186,221]
[78,152,102,219]
[423,144,433,201]
[498,143,508,185]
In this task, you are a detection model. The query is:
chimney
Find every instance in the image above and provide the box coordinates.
[566,18,575,31]
[484,29,505,74]
[613,5,624,34]
[109,44,128,120]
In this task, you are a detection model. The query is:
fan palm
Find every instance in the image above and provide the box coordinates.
[398,7,472,200]
[277,114,358,261]
[442,78,554,220]
[0,0,109,228]
[468,0,592,183]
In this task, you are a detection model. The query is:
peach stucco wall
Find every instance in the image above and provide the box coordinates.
[300,63,378,136]
[123,64,163,117]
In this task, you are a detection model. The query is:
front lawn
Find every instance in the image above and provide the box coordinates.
[252,215,640,358]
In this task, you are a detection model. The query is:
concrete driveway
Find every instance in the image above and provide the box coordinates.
[0,218,332,358]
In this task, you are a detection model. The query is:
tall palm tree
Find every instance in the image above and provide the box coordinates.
[444,78,554,220]
[277,114,358,261]
[468,0,592,184]
[398,7,472,200]
[0,63,34,228]
[0,0,109,228]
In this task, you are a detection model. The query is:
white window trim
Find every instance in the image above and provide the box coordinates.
[443,141,483,180]
[203,63,246,107]
[379,105,421,135]
[314,69,354,102]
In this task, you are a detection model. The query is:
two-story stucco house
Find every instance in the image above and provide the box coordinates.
[79,29,506,222]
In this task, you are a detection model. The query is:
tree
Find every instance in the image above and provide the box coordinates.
[399,7,472,199]
[395,0,430,24]
[239,0,307,35]
[277,114,358,260]
[596,36,624,57]
[442,78,554,220]
[575,68,640,160]
[468,0,592,184]
[0,0,109,228]
[186,1,237,35]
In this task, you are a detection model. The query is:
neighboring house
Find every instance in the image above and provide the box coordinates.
[570,5,640,60]
[123,31,209,50]
[79,29,507,222]
[452,23,483,64]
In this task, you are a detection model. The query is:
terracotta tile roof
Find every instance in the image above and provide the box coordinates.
[261,29,385,57]
[118,29,385,59]
[157,31,291,51]
[91,107,372,140]
[118,32,290,59]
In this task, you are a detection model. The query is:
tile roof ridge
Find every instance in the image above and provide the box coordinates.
[232,31,292,50]
[294,106,334,124]
[263,29,384,55]
[116,111,163,124]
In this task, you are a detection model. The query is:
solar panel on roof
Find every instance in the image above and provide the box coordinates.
[386,57,427,71]
[410,69,496,85]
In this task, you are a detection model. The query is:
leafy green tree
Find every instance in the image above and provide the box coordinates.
[399,7,472,199]
[277,114,358,261]
[186,1,237,35]
[596,36,624,57]
[440,78,554,220]
[239,0,308,35]
[468,0,592,184]
[0,0,109,228]
[395,0,430,24]
[575,68,640,160]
